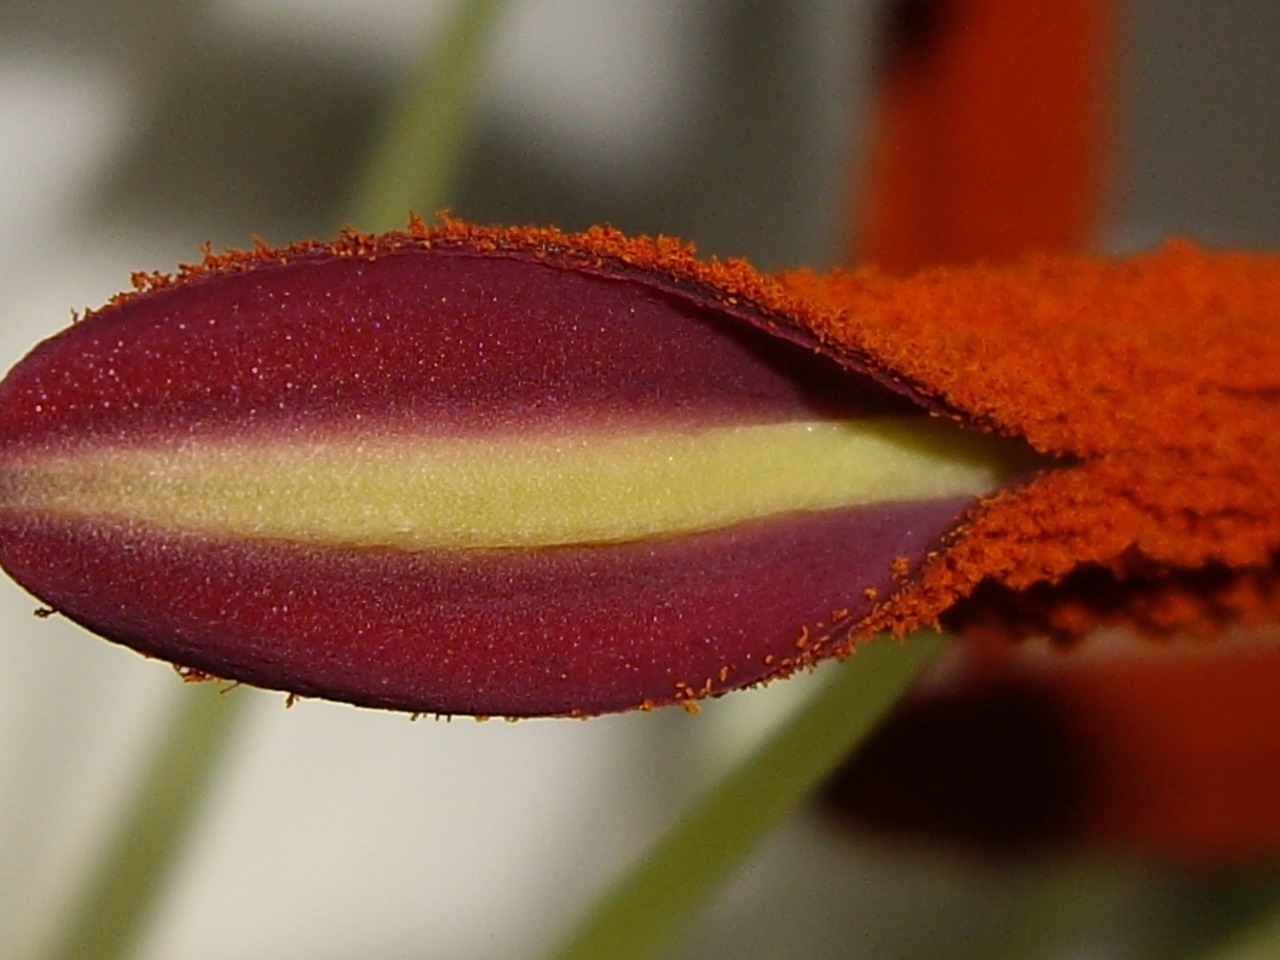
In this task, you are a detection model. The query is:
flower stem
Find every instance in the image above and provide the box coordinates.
[541,632,948,960]
[43,684,247,960]
[1198,914,1280,960]
[1183,869,1280,960]
[346,0,509,232]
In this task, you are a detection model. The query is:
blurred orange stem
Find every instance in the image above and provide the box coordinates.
[854,0,1112,271]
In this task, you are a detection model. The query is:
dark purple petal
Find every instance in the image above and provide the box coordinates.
[0,224,1025,715]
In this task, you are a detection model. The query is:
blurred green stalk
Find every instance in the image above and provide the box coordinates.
[346,0,506,232]
[541,633,948,960]
[42,684,245,960]
[1201,909,1280,960]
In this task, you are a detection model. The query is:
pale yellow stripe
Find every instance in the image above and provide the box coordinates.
[0,418,1035,548]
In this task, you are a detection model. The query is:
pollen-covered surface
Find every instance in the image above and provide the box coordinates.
[0,218,1028,716]
[777,241,1280,640]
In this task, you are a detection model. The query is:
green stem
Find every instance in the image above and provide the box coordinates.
[43,684,247,960]
[541,632,949,960]
[39,5,510,960]
[346,0,509,232]
[1182,870,1280,960]
[1195,908,1280,960]
[954,862,1125,960]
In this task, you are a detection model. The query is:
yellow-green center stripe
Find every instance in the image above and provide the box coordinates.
[0,417,1033,548]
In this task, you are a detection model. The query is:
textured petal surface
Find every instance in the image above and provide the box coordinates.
[0,221,1026,715]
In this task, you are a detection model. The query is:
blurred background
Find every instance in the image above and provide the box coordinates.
[2,2,1280,959]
